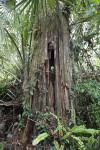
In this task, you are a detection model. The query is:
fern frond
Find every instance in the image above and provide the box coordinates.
[60,145,64,150]
[71,135,85,150]
[53,140,60,150]
[32,133,49,146]
[72,125,100,135]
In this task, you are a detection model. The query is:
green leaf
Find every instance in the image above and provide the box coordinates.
[80,89,85,93]
[22,100,26,105]
[7,134,12,138]
[50,112,58,119]
[71,135,85,150]
[60,145,64,150]
[32,87,36,91]
[53,140,59,150]
[51,66,54,71]
[71,125,78,132]
[14,122,18,126]
[26,85,30,88]
[30,91,34,95]
[96,0,100,4]
[72,125,100,135]
[95,8,97,14]
[24,88,29,92]
[6,0,15,9]
[54,127,59,134]
[62,132,71,140]
[32,133,49,146]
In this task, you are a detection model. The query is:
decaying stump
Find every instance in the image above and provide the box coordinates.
[22,13,74,145]
[30,17,72,117]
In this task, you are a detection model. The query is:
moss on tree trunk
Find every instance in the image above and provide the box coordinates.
[22,15,74,145]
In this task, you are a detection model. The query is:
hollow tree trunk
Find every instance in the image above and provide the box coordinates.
[22,15,73,144]
[31,18,72,115]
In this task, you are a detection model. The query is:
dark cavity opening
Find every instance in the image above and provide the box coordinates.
[48,49,55,110]
[49,50,55,84]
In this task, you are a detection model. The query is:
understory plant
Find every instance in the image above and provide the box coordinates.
[73,78,100,129]
[32,113,100,150]
[0,142,6,150]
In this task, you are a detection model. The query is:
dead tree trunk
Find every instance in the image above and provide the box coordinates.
[22,15,72,144]
[31,18,72,115]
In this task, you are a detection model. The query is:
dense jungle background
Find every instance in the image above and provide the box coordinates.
[0,0,100,149]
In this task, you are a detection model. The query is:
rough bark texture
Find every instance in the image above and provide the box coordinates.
[30,16,72,117]
[22,15,73,145]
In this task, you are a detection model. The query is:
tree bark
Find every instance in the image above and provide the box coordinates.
[30,15,72,116]
[22,15,73,144]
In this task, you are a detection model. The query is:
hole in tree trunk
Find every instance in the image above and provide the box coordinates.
[49,50,55,84]
[48,43,55,111]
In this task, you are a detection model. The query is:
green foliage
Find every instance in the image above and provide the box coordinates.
[53,140,64,150]
[85,135,100,150]
[0,0,100,149]
[0,142,6,150]
[32,133,49,146]
[50,113,63,137]
[72,125,100,135]
[7,133,12,138]
[34,110,50,134]
[72,78,100,128]
[95,0,100,5]
[71,135,85,150]
[14,114,25,131]
[32,113,100,149]
[0,142,4,150]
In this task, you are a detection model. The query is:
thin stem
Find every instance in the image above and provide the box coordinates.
[4,28,23,62]
[21,33,25,65]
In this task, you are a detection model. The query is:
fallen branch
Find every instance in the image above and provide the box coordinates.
[0,101,22,107]
[81,72,100,78]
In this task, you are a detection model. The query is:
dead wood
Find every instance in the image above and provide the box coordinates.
[0,101,22,107]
